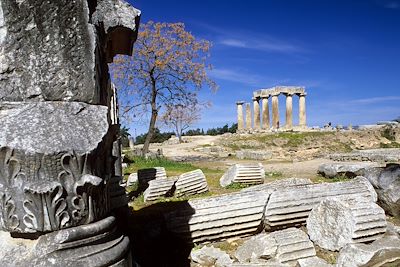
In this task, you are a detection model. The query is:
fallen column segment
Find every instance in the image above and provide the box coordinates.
[220,163,265,187]
[143,178,176,202]
[165,191,269,243]
[175,169,208,197]
[264,177,377,229]
[137,167,167,192]
[307,197,387,251]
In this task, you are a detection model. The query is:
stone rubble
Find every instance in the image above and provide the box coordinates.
[306,197,387,251]
[143,178,176,202]
[317,162,379,178]
[236,150,273,160]
[363,163,400,217]
[336,233,400,267]
[235,228,316,266]
[191,245,233,267]
[220,163,265,187]
[264,177,377,229]
[329,148,400,162]
[175,169,209,197]
[165,191,269,243]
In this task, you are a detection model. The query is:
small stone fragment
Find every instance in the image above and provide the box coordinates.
[127,172,138,186]
[191,245,233,267]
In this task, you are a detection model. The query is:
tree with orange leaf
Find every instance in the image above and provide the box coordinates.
[112,21,217,155]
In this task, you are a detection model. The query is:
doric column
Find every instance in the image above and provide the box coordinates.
[285,93,293,129]
[261,96,270,129]
[236,101,245,131]
[271,93,280,129]
[245,103,251,130]
[253,97,261,130]
[299,93,307,127]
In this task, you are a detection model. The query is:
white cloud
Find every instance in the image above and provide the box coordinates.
[208,68,264,86]
[349,96,400,104]
[219,39,247,48]
[192,21,306,54]
[218,37,303,53]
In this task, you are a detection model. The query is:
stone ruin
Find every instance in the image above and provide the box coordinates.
[236,86,307,132]
[0,0,140,266]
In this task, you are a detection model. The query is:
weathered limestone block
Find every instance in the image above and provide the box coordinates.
[336,233,400,267]
[165,191,269,243]
[329,148,400,162]
[0,0,140,103]
[236,150,273,160]
[317,162,379,178]
[264,177,377,229]
[306,197,387,251]
[0,102,114,233]
[235,228,316,266]
[137,167,167,190]
[363,163,400,216]
[175,169,208,197]
[220,163,265,187]
[143,178,175,202]
[0,216,133,267]
[191,245,233,267]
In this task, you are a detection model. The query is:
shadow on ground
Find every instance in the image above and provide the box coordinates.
[115,201,195,267]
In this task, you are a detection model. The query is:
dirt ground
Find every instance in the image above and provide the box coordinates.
[144,135,349,180]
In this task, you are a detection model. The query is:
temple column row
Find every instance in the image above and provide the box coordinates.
[236,93,307,131]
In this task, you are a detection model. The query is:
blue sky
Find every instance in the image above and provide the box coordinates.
[124,0,400,134]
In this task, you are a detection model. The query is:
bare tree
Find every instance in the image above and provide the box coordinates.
[160,103,207,143]
[111,21,217,155]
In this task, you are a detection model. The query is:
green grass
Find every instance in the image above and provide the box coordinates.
[265,171,283,177]
[124,156,197,176]
[225,182,252,190]
[380,142,400,148]
[226,131,336,151]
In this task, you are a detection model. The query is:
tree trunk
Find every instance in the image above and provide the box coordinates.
[142,76,157,156]
[176,124,183,143]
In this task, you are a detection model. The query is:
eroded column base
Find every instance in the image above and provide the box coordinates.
[0,216,134,267]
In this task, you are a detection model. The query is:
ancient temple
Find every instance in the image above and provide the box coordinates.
[0,0,140,266]
[236,86,307,132]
